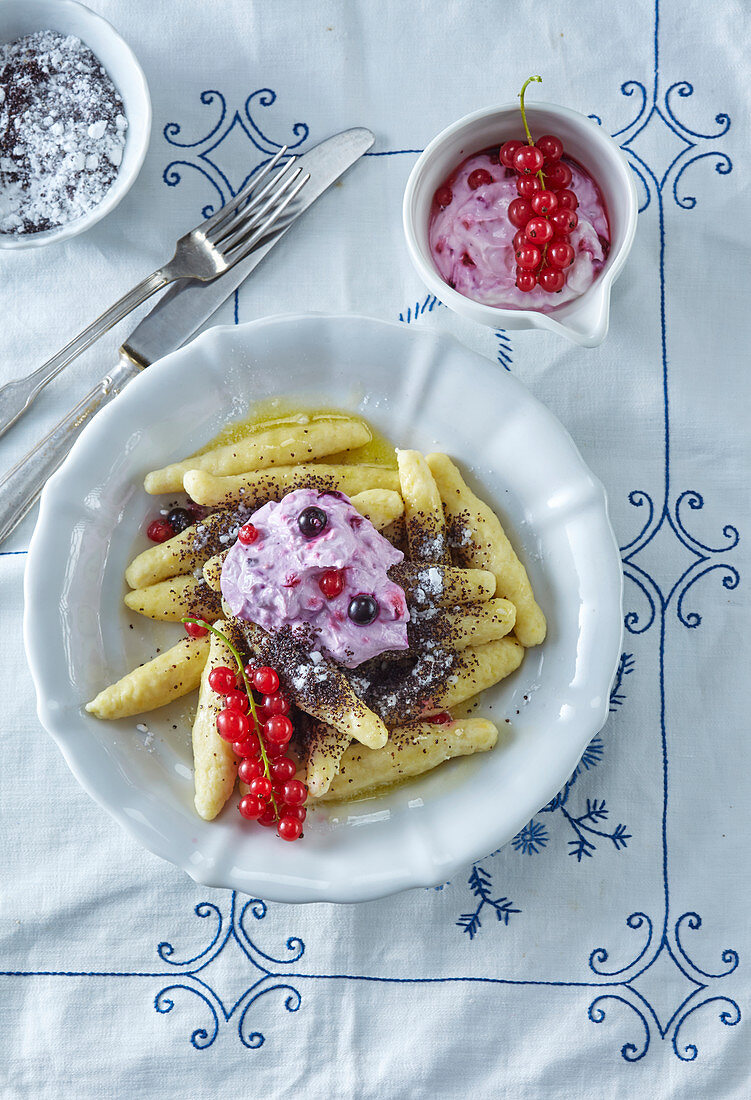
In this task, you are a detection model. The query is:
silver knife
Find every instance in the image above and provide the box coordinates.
[0,127,374,546]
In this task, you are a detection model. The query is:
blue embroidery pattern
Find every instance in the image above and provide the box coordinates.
[398,293,442,324]
[163,88,309,217]
[154,894,304,1049]
[512,820,549,855]
[577,2,741,1056]
[456,867,521,939]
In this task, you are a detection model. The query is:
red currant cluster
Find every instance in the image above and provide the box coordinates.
[209,660,307,841]
[501,133,579,294]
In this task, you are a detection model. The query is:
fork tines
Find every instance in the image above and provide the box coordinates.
[216,163,309,259]
[199,151,309,265]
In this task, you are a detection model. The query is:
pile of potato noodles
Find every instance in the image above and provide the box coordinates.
[86,412,546,820]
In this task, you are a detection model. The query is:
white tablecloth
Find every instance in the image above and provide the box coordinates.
[1,1,748,1096]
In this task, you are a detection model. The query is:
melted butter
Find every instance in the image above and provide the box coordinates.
[195,399,397,468]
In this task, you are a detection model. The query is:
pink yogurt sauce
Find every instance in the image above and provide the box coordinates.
[221,488,409,669]
[429,150,610,311]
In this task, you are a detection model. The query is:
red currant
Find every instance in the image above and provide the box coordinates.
[512,229,527,250]
[515,244,542,271]
[146,520,174,543]
[524,217,554,244]
[550,208,578,234]
[270,756,296,783]
[253,667,280,695]
[233,730,260,756]
[516,176,541,199]
[264,714,294,745]
[318,569,344,599]
[546,161,573,190]
[280,803,307,823]
[243,664,256,680]
[428,711,454,725]
[184,622,208,638]
[238,794,265,820]
[467,168,493,190]
[280,779,307,806]
[515,269,537,292]
[237,523,259,545]
[508,198,533,229]
[238,757,264,784]
[208,666,236,694]
[536,134,564,161]
[513,145,544,175]
[499,139,524,168]
[258,805,277,827]
[434,185,452,208]
[531,190,558,217]
[249,775,272,800]
[262,692,290,716]
[216,708,249,743]
[224,690,249,713]
[556,188,578,211]
[278,816,303,841]
[548,241,575,269]
[538,267,566,293]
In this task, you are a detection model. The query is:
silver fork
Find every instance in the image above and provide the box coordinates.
[0,147,309,439]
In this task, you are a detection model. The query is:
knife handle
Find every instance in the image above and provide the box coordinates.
[0,356,141,547]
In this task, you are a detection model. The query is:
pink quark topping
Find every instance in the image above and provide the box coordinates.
[429,150,610,311]
[221,488,409,668]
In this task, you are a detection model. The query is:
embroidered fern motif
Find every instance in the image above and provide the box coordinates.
[609,652,634,710]
[456,866,520,939]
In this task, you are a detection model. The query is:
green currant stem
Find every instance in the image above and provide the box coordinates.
[518,74,546,186]
[183,618,279,817]
[518,75,542,144]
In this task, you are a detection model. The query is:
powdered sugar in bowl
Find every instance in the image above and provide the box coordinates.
[403,102,638,347]
[0,0,150,250]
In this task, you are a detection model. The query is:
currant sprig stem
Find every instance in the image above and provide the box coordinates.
[182,617,279,816]
[519,75,546,185]
[518,75,542,144]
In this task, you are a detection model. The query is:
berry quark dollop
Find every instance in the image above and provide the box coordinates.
[220,488,409,668]
[429,150,609,312]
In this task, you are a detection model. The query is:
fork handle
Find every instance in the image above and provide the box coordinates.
[0,269,168,441]
[0,355,141,547]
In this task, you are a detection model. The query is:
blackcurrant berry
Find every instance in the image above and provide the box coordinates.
[166,507,192,533]
[297,506,327,538]
[348,595,379,625]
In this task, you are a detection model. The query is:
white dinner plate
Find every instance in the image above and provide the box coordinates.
[24,314,622,903]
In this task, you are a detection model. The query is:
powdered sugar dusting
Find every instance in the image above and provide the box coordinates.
[0,31,127,235]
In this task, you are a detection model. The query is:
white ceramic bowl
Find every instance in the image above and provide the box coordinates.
[24,314,623,903]
[0,0,151,250]
[403,103,638,347]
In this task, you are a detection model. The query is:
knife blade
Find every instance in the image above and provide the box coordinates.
[0,127,374,546]
[122,126,374,367]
